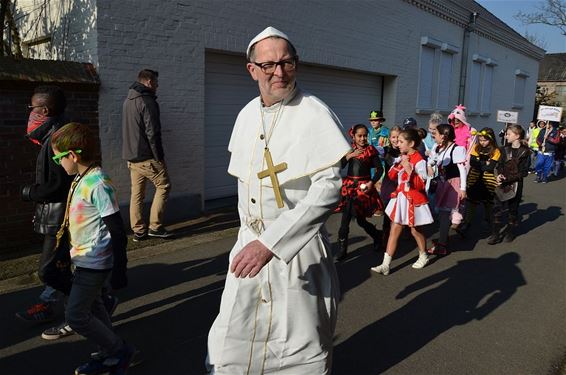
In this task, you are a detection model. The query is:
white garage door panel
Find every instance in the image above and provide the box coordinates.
[204,52,382,200]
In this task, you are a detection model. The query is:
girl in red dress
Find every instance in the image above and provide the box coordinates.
[372,128,433,275]
[336,124,384,261]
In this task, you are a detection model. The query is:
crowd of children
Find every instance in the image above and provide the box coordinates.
[337,106,565,276]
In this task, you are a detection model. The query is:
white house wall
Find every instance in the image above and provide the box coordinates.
[16,0,542,211]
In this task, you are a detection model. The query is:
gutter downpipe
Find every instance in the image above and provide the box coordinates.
[458,12,478,104]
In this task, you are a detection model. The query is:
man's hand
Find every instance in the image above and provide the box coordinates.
[231,240,274,278]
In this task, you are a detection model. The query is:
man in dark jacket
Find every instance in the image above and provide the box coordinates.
[18,86,118,341]
[17,86,73,327]
[122,69,172,241]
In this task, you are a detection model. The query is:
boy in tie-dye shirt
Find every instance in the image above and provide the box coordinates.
[51,122,135,375]
[68,169,117,270]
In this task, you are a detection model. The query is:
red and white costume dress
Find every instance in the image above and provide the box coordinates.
[385,152,433,227]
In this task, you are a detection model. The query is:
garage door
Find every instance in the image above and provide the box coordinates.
[204,52,383,200]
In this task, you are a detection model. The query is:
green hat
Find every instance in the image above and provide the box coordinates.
[369,110,385,121]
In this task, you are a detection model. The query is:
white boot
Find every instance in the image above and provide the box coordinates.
[371,253,391,275]
[412,252,429,269]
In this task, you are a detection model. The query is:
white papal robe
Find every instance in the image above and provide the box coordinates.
[206,86,350,374]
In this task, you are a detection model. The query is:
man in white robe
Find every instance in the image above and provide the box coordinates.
[206,26,350,374]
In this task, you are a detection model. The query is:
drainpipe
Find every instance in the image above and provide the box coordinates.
[458,12,478,104]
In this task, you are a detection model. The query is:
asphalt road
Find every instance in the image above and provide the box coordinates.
[1,176,565,375]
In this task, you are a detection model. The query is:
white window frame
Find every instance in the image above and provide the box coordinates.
[467,54,497,116]
[512,69,530,109]
[480,59,497,116]
[416,37,459,114]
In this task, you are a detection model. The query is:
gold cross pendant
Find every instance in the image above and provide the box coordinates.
[257,148,287,208]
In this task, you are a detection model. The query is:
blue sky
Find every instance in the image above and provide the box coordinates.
[476,0,565,53]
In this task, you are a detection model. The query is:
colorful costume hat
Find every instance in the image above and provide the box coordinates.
[448,104,471,127]
[369,110,385,122]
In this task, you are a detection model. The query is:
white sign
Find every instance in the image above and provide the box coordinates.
[537,105,563,122]
[496,110,519,123]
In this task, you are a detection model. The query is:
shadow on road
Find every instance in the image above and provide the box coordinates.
[332,252,526,374]
[0,251,230,374]
[517,203,563,237]
[334,226,438,295]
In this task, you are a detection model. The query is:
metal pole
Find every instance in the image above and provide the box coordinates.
[458,12,478,104]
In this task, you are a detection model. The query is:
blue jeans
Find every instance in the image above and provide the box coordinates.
[39,286,59,303]
[66,268,122,355]
[38,234,62,304]
[529,149,538,170]
[535,153,554,180]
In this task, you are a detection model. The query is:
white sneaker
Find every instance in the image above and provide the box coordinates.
[412,254,429,269]
[371,264,390,275]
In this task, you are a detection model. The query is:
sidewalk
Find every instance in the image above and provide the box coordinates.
[0,206,240,293]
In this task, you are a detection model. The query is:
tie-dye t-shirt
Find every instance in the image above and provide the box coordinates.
[68,167,119,270]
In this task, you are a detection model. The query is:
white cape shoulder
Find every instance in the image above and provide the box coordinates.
[228,88,350,185]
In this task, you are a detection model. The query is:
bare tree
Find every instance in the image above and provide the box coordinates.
[536,86,561,106]
[523,31,549,49]
[515,0,566,35]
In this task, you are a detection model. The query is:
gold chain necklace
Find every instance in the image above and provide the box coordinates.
[259,100,284,148]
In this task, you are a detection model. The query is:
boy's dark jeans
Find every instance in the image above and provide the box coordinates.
[66,268,122,355]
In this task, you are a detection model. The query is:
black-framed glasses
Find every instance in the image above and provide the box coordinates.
[27,104,46,111]
[252,58,297,74]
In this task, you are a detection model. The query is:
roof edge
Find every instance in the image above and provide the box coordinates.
[0,57,100,85]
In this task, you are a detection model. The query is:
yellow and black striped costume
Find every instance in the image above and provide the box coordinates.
[467,145,501,203]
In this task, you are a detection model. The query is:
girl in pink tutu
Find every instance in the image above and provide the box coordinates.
[427,124,467,255]
[371,128,433,275]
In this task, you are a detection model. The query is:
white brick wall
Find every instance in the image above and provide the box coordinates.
[17,0,542,213]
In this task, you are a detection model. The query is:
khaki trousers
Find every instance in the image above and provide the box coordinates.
[127,159,171,234]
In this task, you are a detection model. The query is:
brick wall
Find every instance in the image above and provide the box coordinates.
[0,78,99,258]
